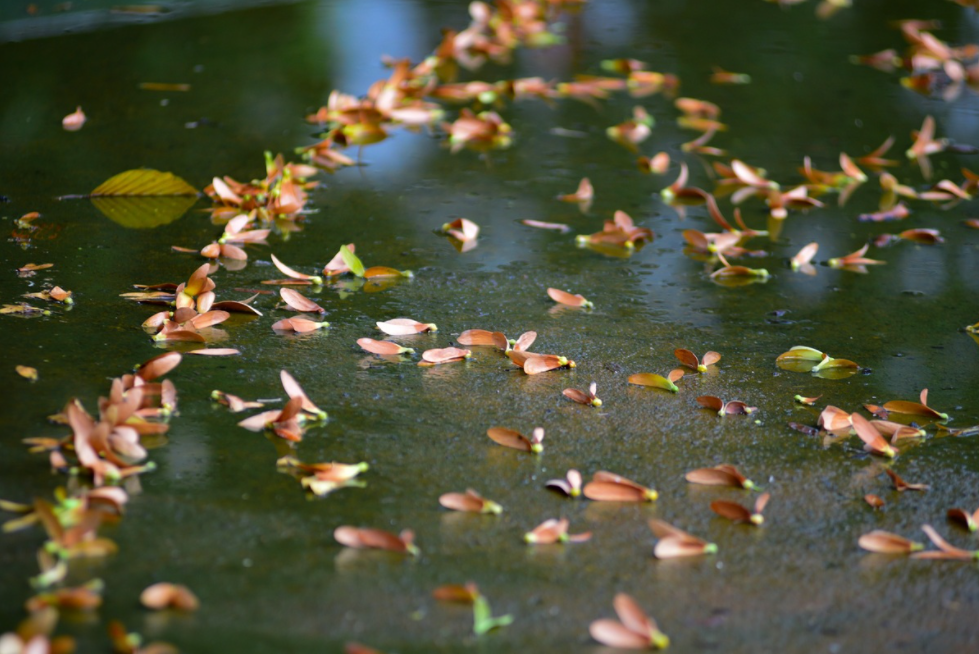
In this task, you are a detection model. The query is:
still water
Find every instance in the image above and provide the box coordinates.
[2,1,979,652]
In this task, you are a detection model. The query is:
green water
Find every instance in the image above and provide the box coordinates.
[3,1,979,652]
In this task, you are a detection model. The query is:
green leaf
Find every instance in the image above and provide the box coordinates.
[339,245,365,277]
[627,373,679,392]
[472,594,513,636]
[91,169,198,196]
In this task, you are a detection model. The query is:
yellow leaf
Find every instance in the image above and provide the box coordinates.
[16,365,38,381]
[91,169,198,196]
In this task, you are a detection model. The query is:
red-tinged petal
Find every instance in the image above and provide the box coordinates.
[486,427,533,452]
[140,583,199,611]
[613,593,653,635]
[628,373,679,392]
[668,368,685,383]
[851,412,896,457]
[654,536,712,559]
[238,410,283,431]
[696,395,725,412]
[220,244,248,260]
[710,499,753,523]
[421,347,470,364]
[187,348,240,356]
[563,388,591,404]
[547,287,592,307]
[439,491,485,513]
[211,298,263,316]
[280,370,326,418]
[136,352,182,381]
[722,401,755,415]
[920,524,976,558]
[345,643,385,654]
[441,218,480,241]
[521,219,570,232]
[583,481,654,502]
[882,400,947,421]
[357,338,411,355]
[885,468,929,492]
[859,530,922,554]
[271,254,320,283]
[155,330,206,343]
[512,331,536,352]
[280,288,325,314]
[685,467,742,487]
[589,619,651,649]
[588,619,650,649]
[525,518,568,544]
[947,509,978,532]
[63,106,87,131]
[523,354,570,375]
[674,348,700,370]
[377,318,437,335]
[189,310,230,329]
[701,351,721,366]
[818,406,852,432]
[458,329,503,346]
[560,177,593,202]
[272,317,329,333]
[648,519,692,540]
[865,494,885,509]
[432,584,479,604]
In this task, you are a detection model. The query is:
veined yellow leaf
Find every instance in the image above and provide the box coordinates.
[91,169,198,196]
